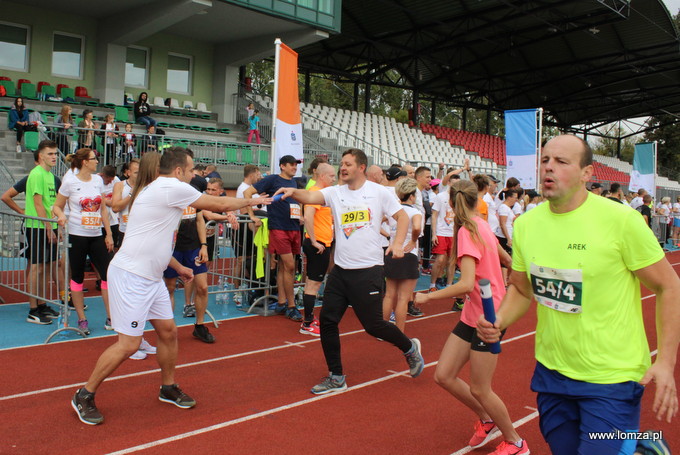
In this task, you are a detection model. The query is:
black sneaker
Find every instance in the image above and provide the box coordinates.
[68,300,88,311]
[452,298,464,312]
[71,388,104,425]
[159,384,196,408]
[407,301,424,318]
[192,324,215,343]
[182,304,196,318]
[37,304,59,319]
[27,308,52,325]
[95,280,101,291]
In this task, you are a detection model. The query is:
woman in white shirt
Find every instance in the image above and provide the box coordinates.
[494,189,518,254]
[53,148,114,336]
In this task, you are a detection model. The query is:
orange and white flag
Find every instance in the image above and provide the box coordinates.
[272,40,303,172]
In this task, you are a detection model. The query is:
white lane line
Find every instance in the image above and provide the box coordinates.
[450,410,540,455]
[0,308,471,402]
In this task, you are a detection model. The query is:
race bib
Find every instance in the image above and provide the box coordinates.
[122,214,129,224]
[340,205,370,238]
[530,263,583,314]
[182,206,196,220]
[81,213,102,229]
[290,203,302,220]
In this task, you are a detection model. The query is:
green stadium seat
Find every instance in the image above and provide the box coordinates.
[189,125,202,131]
[102,103,116,109]
[154,109,169,115]
[169,110,183,117]
[1,80,16,97]
[0,106,10,113]
[24,131,40,151]
[61,87,75,100]
[200,114,211,120]
[21,83,37,99]
[241,146,254,164]
[115,106,129,123]
[40,85,56,98]
[173,142,186,149]
[259,149,269,166]
[172,124,187,129]
[85,100,99,107]
[185,112,198,118]
[219,128,231,134]
[157,122,170,128]
[203,127,217,132]
[225,144,239,163]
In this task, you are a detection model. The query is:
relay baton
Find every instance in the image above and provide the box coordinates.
[272,193,283,202]
[478,279,501,354]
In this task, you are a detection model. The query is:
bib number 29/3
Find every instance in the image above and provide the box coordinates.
[530,263,583,314]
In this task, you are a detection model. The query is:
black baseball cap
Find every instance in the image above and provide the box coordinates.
[591,182,602,189]
[487,174,501,183]
[386,166,407,181]
[279,155,302,165]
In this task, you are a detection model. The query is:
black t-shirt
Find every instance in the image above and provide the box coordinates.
[637,204,652,227]
[190,175,207,193]
[253,174,300,231]
[14,175,62,193]
[607,196,623,204]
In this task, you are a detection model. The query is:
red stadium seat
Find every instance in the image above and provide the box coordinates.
[75,86,90,97]
[17,78,31,89]
[56,84,69,95]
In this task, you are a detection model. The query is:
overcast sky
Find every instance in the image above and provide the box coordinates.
[663,0,680,15]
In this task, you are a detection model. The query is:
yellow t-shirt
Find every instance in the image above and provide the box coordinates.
[512,193,664,384]
[304,186,333,247]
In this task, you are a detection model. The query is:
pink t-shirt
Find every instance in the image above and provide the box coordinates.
[456,216,506,327]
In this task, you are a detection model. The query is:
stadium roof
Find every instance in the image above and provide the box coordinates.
[296,0,680,128]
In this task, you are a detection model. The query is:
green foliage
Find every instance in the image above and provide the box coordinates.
[643,114,680,180]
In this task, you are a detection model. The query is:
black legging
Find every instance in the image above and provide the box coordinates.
[68,234,112,284]
[15,123,37,142]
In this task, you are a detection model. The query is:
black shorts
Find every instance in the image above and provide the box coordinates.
[384,252,419,280]
[496,236,512,256]
[452,320,506,353]
[302,237,331,282]
[26,228,59,264]
[207,235,215,262]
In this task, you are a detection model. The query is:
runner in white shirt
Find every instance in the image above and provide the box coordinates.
[71,148,271,426]
[430,189,455,292]
[274,148,425,395]
[100,166,121,248]
[53,149,114,336]
[495,189,519,254]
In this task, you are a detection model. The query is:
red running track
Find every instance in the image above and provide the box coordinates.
[1,253,679,455]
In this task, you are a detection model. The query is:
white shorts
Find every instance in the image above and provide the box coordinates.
[108,264,174,337]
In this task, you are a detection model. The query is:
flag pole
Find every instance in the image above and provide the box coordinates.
[270,38,282,174]
[536,107,543,190]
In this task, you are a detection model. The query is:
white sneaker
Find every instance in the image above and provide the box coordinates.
[139,338,157,354]
[129,350,147,360]
[16,144,22,153]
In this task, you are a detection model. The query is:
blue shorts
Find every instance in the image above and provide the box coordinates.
[163,247,208,278]
[531,362,644,455]
[673,218,680,228]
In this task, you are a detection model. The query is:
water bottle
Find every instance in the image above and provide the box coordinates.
[222,280,232,316]
[216,276,224,306]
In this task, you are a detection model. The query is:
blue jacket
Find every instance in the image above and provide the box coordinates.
[9,108,28,129]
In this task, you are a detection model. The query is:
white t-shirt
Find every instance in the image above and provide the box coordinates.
[237,181,266,213]
[414,188,425,237]
[432,191,455,238]
[118,180,133,233]
[320,180,402,269]
[59,174,106,237]
[630,196,643,210]
[390,204,420,257]
[525,203,537,212]
[512,202,523,216]
[101,176,120,227]
[484,192,498,233]
[111,177,202,281]
[495,204,514,239]
[673,202,680,219]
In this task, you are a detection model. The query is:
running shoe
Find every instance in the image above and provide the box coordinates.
[469,420,498,448]
[233,285,247,308]
[310,374,348,395]
[159,384,196,408]
[407,301,424,317]
[104,318,113,331]
[139,338,157,354]
[404,338,424,377]
[286,307,303,322]
[129,350,147,360]
[452,298,465,312]
[300,321,321,336]
[27,308,52,325]
[489,440,529,455]
[636,431,671,455]
[78,319,90,335]
[389,311,396,324]
[38,304,59,319]
[193,324,215,343]
[71,388,104,425]
[68,300,88,310]
[429,286,438,293]
[182,304,196,318]
[95,279,101,291]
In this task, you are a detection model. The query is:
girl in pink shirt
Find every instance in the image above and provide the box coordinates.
[415,180,529,455]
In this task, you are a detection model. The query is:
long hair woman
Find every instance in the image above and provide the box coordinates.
[414,180,529,455]
[53,148,114,335]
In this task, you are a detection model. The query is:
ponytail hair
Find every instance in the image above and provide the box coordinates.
[449,180,484,252]
[129,151,160,210]
[65,148,92,170]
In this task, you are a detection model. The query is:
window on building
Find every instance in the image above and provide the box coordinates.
[52,32,83,78]
[125,46,148,88]
[167,53,192,94]
[0,22,29,71]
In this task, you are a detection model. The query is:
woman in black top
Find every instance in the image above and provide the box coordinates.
[133,92,157,128]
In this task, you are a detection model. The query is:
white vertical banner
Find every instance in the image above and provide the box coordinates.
[629,142,657,199]
[271,38,304,175]
[504,108,542,189]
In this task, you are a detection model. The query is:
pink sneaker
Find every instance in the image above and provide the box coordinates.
[489,440,530,455]
[299,322,320,337]
[468,420,497,448]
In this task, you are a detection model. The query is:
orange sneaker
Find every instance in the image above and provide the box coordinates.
[489,440,530,455]
[468,420,497,448]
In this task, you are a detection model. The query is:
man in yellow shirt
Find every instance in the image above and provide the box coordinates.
[478,135,680,455]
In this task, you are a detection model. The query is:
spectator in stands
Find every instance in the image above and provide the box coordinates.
[23,141,62,324]
[141,124,158,153]
[245,102,255,120]
[366,165,384,184]
[54,104,74,154]
[9,97,37,153]
[134,92,157,128]
[608,182,624,204]
[121,123,136,158]
[99,114,119,166]
[637,194,653,228]
[77,109,97,150]
[204,164,221,180]
[247,110,261,144]
[305,156,328,189]
[630,188,646,210]
[590,182,602,195]
[244,155,304,322]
